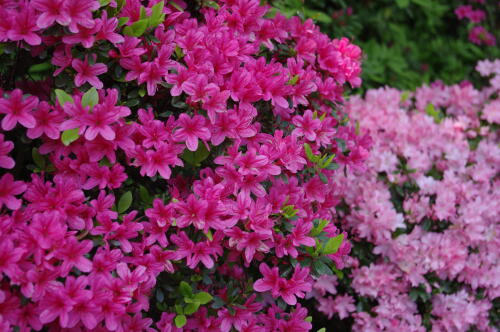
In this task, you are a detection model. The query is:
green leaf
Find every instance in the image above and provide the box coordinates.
[304,9,332,23]
[305,316,313,323]
[61,128,80,146]
[28,62,52,73]
[331,266,344,279]
[174,315,187,328]
[193,292,213,305]
[179,281,193,298]
[175,304,184,314]
[150,1,165,27]
[287,74,299,85]
[81,88,99,109]
[55,89,74,106]
[123,18,149,37]
[175,45,184,59]
[181,144,209,167]
[395,0,410,8]
[322,234,344,255]
[425,103,442,123]
[155,289,164,302]
[311,219,330,237]
[205,229,213,241]
[335,138,346,152]
[282,205,298,219]
[318,172,328,184]
[211,296,225,309]
[117,191,132,213]
[313,260,333,276]
[401,91,410,102]
[318,154,335,169]
[184,302,200,315]
[32,148,46,169]
[303,143,318,163]
[325,162,340,170]
[118,17,130,27]
[355,120,361,136]
[99,0,110,6]
[170,0,184,12]
[139,185,152,204]
[317,328,326,332]
[204,0,220,9]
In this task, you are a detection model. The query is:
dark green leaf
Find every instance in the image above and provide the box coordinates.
[32,148,45,169]
[117,191,132,213]
[179,281,193,298]
[318,172,328,184]
[312,260,333,276]
[181,144,209,167]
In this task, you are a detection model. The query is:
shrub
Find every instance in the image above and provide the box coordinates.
[0,0,366,331]
[268,0,500,90]
[311,60,500,331]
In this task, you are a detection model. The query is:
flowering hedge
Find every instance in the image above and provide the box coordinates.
[311,60,500,331]
[0,0,369,331]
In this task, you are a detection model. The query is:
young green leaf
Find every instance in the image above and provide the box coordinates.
[55,89,74,106]
[174,315,187,328]
[61,128,80,146]
[81,88,99,109]
[118,17,130,27]
[319,154,335,169]
[123,18,149,37]
[303,143,319,163]
[193,292,213,305]
[322,234,344,255]
[184,302,200,315]
[150,1,165,27]
[287,74,299,85]
[117,191,132,213]
[310,219,330,237]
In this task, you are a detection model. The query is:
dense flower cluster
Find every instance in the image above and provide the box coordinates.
[0,0,365,331]
[311,60,500,331]
[455,1,497,46]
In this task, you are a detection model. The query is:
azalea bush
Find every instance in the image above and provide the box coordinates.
[311,60,500,331]
[268,0,500,90]
[0,0,368,331]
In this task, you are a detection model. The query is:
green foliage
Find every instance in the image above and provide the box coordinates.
[268,0,500,90]
[181,143,210,167]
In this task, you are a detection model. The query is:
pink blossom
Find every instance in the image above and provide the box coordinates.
[0,173,27,210]
[0,89,38,131]
[0,134,14,169]
[172,114,211,151]
[72,57,108,89]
